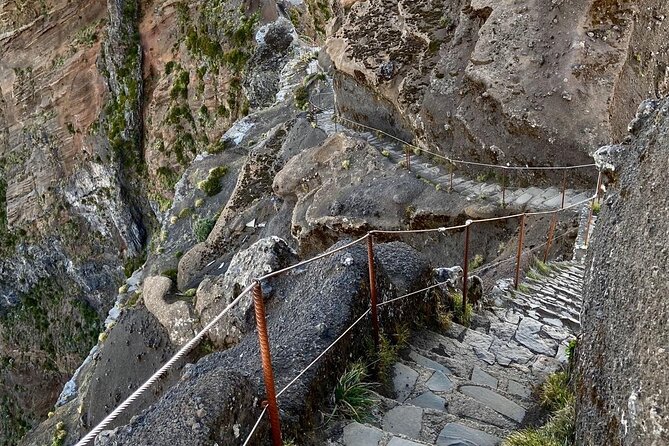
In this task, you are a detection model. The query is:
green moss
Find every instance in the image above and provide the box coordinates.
[156,166,180,190]
[294,84,309,110]
[161,269,178,282]
[194,217,217,242]
[170,70,190,100]
[197,166,228,196]
[123,250,147,278]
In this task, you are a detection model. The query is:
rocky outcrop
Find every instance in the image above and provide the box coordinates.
[327,0,669,183]
[143,276,197,347]
[97,240,434,445]
[576,98,669,445]
[195,237,298,347]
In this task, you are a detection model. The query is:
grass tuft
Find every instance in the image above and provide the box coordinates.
[332,362,375,422]
[540,371,573,412]
[450,292,472,326]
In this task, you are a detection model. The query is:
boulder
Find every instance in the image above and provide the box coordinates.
[143,276,197,347]
[195,236,298,347]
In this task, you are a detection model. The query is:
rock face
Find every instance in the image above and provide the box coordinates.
[576,98,669,445]
[327,0,669,181]
[98,240,434,445]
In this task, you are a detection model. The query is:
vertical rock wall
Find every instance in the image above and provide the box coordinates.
[576,98,669,445]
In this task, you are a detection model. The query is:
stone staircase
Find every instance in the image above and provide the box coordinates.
[311,89,593,214]
[327,260,583,446]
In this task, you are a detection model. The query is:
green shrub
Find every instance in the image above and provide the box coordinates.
[469,254,484,270]
[51,421,67,446]
[294,85,309,110]
[566,339,577,362]
[194,217,216,242]
[533,258,551,275]
[450,292,472,326]
[592,201,601,215]
[161,269,178,282]
[332,362,375,421]
[541,371,573,412]
[197,166,228,196]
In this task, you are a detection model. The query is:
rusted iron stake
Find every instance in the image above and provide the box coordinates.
[544,213,557,263]
[252,282,283,446]
[367,235,380,349]
[450,165,454,192]
[462,221,472,310]
[561,171,567,209]
[584,199,595,247]
[595,171,603,204]
[502,172,506,208]
[405,146,411,170]
[514,214,526,290]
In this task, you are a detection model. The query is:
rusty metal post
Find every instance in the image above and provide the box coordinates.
[584,199,595,247]
[514,214,526,290]
[544,213,557,263]
[252,282,283,446]
[595,171,603,204]
[561,171,567,209]
[367,235,380,349]
[450,167,454,192]
[405,146,411,170]
[502,171,506,208]
[462,221,472,310]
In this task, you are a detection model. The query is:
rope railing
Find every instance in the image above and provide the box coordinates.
[76,97,602,445]
[76,190,597,445]
[309,99,597,172]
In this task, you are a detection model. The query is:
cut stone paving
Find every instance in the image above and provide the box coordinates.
[319,85,590,446]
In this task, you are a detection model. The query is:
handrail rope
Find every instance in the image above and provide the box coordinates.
[309,100,597,171]
[370,193,596,236]
[242,407,268,446]
[75,284,257,446]
[472,226,580,277]
[256,234,369,281]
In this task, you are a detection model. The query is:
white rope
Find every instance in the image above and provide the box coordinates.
[242,407,267,446]
[311,100,597,171]
[75,284,256,446]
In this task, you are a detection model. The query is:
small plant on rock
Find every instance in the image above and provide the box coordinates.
[197,166,228,196]
[332,362,376,422]
[533,258,551,275]
[51,421,67,446]
[194,217,216,242]
[450,291,472,326]
[469,254,484,270]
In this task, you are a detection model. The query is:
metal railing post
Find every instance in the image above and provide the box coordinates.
[584,199,595,247]
[514,214,526,290]
[561,171,567,209]
[544,213,557,263]
[502,171,506,208]
[462,221,472,310]
[405,146,411,170]
[252,282,282,446]
[367,235,380,349]
[595,171,603,204]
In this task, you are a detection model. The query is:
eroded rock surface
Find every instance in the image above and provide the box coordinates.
[328,0,669,181]
[576,98,669,445]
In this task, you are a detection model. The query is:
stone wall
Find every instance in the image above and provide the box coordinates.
[576,98,669,445]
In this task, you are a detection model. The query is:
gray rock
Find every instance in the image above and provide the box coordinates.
[514,318,558,356]
[343,422,383,446]
[393,363,419,402]
[471,367,498,389]
[382,406,423,439]
[490,338,535,366]
[434,266,463,290]
[410,392,446,411]
[388,438,425,446]
[489,321,517,342]
[426,371,454,392]
[195,237,298,347]
[507,380,532,398]
[408,350,453,376]
[437,423,501,446]
[459,386,526,423]
[474,347,497,365]
[462,329,494,351]
[143,276,197,347]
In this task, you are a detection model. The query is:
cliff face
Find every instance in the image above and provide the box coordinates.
[576,99,669,444]
[327,0,669,182]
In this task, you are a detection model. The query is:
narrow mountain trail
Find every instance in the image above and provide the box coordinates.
[312,84,593,214]
[328,260,584,446]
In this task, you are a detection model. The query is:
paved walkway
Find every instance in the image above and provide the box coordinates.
[328,260,584,446]
[313,92,594,214]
